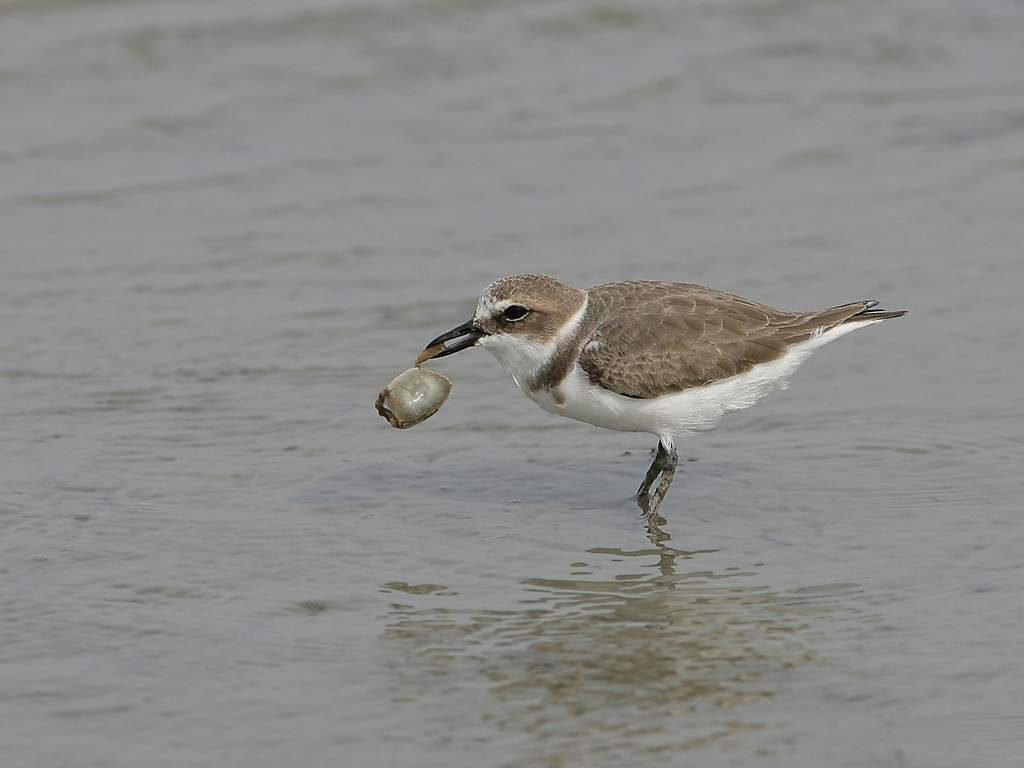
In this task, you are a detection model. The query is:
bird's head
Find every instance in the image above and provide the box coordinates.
[416,274,587,365]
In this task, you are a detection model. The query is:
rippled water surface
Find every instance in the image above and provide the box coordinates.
[3,1,1024,766]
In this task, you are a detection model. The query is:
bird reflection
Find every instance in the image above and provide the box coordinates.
[382,524,861,764]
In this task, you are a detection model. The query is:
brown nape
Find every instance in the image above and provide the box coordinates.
[485,276,586,333]
[484,274,581,305]
[477,275,586,340]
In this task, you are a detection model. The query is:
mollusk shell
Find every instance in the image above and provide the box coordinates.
[375,367,452,429]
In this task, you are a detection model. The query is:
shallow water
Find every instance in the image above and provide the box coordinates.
[3,1,1024,766]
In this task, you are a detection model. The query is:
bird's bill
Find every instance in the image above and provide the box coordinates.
[415,319,484,365]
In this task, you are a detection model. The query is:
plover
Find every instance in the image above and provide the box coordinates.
[417,275,906,519]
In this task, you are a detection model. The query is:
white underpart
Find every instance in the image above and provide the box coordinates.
[476,298,588,389]
[488,318,881,449]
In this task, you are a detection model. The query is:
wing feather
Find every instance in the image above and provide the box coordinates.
[578,282,867,399]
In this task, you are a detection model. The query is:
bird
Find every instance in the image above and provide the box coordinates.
[415,274,906,520]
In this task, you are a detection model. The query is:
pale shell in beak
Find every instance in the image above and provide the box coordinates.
[375,367,453,429]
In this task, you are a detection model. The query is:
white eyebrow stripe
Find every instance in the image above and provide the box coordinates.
[474,296,522,322]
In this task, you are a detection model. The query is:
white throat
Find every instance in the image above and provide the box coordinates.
[476,298,587,394]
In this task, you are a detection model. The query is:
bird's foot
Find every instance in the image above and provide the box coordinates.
[637,491,662,520]
[645,515,669,542]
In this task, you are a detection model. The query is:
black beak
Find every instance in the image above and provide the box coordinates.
[416,319,484,365]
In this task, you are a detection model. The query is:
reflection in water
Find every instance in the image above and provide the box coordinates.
[383,528,864,765]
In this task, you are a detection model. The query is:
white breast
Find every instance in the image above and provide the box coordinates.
[475,299,588,391]
[477,332,554,391]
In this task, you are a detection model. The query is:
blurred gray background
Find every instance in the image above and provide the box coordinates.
[3,1,1023,766]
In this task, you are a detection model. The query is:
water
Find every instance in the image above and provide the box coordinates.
[3,1,1024,766]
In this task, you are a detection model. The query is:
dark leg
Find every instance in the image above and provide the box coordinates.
[637,442,668,500]
[646,446,678,518]
[636,441,678,520]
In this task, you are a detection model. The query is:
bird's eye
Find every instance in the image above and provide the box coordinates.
[502,305,529,322]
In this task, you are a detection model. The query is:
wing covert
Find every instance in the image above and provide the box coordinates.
[577,284,794,399]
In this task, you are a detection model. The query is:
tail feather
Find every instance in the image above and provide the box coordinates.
[844,302,908,323]
[783,300,906,344]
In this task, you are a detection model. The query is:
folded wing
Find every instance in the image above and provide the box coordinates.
[578,282,881,399]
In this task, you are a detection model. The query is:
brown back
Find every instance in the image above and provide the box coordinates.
[577,282,881,398]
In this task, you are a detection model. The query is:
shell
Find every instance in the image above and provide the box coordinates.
[375,367,453,429]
